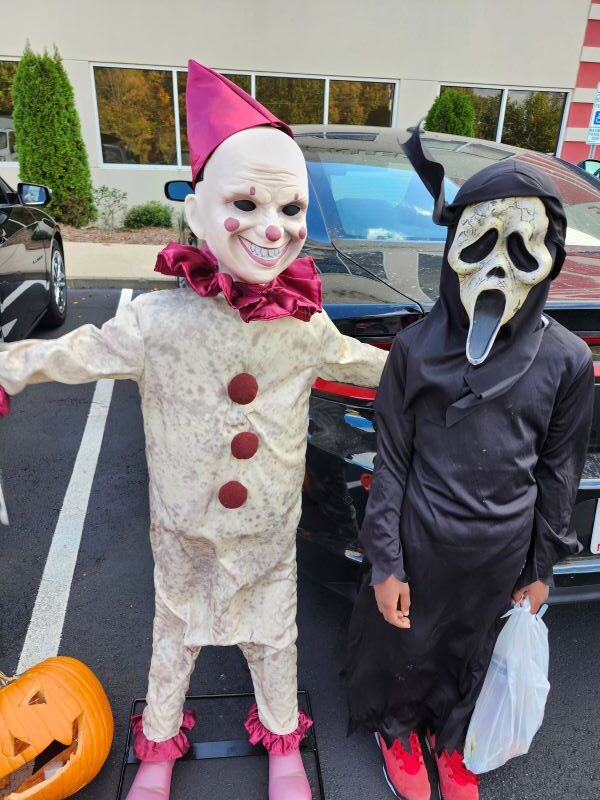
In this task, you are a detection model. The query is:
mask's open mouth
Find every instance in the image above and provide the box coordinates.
[466,289,506,366]
[238,236,290,268]
[0,717,81,798]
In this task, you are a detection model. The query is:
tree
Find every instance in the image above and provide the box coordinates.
[424,90,476,137]
[12,45,95,226]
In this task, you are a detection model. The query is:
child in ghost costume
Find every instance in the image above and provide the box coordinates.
[0,62,386,800]
[344,129,594,800]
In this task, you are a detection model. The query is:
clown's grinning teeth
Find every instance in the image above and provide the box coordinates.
[239,237,288,262]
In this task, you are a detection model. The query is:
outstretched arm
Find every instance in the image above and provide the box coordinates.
[514,353,594,608]
[317,312,387,388]
[0,301,144,398]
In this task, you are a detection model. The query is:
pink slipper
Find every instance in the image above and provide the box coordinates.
[268,749,311,800]
[125,760,175,800]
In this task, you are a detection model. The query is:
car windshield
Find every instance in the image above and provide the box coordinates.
[307,152,458,242]
[305,144,600,247]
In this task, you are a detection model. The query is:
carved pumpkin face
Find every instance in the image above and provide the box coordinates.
[0,657,113,800]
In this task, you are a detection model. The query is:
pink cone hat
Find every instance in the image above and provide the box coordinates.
[186,60,293,184]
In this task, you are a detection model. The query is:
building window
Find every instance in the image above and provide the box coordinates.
[328,80,395,126]
[94,66,177,165]
[93,65,398,167]
[255,76,325,125]
[440,85,502,141]
[501,90,567,154]
[439,84,568,155]
[0,60,18,162]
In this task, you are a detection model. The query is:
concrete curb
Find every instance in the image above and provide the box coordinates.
[69,278,177,290]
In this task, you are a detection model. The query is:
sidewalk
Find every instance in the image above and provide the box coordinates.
[64,241,176,289]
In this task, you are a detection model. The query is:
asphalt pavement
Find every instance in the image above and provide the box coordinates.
[1,288,599,800]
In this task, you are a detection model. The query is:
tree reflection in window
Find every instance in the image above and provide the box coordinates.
[328,81,394,127]
[255,76,324,125]
[177,72,251,165]
[0,60,18,161]
[94,66,177,165]
[440,86,502,141]
[501,90,566,154]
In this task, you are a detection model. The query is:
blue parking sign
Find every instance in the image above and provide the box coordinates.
[594,110,600,126]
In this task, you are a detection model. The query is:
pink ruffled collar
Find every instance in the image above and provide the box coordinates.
[155,242,322,323]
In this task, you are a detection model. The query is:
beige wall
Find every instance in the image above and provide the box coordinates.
[0,0,591,208]
[0,0,589,85]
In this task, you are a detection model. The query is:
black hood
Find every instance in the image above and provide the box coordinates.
[399,127,567,427]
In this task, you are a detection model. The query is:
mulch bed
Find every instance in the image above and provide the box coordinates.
[60,225,178,245]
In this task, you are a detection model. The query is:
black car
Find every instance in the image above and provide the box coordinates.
[167,125,600,604]
[0,177,67,341]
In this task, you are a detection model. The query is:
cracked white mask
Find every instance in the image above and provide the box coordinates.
[184,127,308,285]
[447,196,553,365]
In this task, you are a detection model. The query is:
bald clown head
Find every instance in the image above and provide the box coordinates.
[184,127,308,285]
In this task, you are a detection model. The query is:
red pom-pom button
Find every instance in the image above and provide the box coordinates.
[218,481,248,509]
[231,432,259,460]
[227,373,258,405]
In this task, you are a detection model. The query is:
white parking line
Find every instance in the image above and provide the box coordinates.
[17,288,133,673]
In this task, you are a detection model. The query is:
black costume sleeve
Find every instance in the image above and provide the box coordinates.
[360,337,415,585]
[515,354,595,590]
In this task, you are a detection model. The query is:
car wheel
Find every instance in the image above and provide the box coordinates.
[43,241,67,328]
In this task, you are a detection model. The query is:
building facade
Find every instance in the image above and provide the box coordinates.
[0,0,599,207]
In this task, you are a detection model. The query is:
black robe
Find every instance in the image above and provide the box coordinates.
[345,312,594,753]
[344,132,595,753]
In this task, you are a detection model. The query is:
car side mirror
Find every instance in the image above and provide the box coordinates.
[577,159,600,178]
[164,180,194,201]
[18,183,52,207]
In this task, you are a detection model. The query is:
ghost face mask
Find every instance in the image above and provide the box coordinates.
[184,127,308,285]
[447,196,553,366]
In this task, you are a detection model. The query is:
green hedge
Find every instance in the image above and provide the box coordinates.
[425,89,476,138]
[12,45,95,227]
[124,202,173,229]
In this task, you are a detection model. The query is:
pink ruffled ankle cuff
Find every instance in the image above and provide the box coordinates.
[132,708,197,762]
[0,388,11,417]
[244,704,313,754]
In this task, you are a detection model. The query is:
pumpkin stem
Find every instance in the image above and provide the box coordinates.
[0,670,16,687]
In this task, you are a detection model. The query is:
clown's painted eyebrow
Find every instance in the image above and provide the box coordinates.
[278,188,308,207]
[224,184,270,204]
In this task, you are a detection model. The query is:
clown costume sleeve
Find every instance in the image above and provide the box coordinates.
[0,301,144,393]
[317,310,387,388]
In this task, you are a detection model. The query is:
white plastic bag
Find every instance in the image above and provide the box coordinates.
[464,597,550,774]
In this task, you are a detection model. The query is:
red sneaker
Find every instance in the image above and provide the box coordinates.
[427,735,479,800]
[376,732,431,800]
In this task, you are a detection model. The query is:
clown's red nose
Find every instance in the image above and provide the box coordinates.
[265,225,282,242]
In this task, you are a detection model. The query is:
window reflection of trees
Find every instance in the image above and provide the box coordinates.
[501,91,566,154]
[0,61,18,161]
[256,77,325,125]
[328,81,394,127]
[441,86,502,141]
[94,67,177,165]
[440,85,567,155]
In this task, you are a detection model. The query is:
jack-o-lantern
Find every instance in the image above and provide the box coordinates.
[0,657,113,800]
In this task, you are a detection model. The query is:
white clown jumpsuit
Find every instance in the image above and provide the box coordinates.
[0,288,386,740]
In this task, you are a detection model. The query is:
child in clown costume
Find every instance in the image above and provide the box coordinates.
[0,62,386,799]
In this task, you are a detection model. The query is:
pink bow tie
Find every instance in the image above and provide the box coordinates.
[155,243,322,323]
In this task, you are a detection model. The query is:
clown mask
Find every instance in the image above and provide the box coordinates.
[184,127,308,285]
[447,196,553,365]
